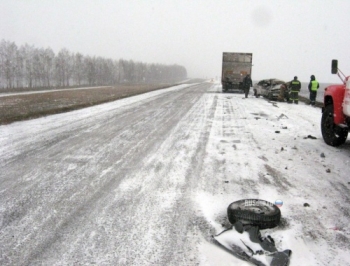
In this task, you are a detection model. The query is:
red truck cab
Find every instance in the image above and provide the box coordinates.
[321,60,350,146]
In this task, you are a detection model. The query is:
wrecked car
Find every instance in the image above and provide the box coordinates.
[254,79,286,100]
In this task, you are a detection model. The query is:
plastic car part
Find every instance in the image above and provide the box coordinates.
[227,199,281,229]
[213,221,292,266]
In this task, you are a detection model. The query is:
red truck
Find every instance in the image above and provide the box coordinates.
[321,60,350,146]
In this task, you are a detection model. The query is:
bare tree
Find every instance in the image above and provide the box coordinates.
[84,56,96,86]
[0,39,187,89]
[42,48,55,87]
[0,40,17,88]
[55,48,71,87]
[23,44,35,88]
[15,47,25,88]
[72,52,84,86]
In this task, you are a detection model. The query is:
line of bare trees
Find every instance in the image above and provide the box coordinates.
[0,40,187,89]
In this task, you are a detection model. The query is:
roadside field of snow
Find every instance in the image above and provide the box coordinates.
[1,82,349,265]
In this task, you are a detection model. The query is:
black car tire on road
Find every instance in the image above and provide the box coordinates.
[321,104,348,146]
[227,199,281,229]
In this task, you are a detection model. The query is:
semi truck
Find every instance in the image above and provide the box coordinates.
[221,52,253,92]
[321,60,350,146]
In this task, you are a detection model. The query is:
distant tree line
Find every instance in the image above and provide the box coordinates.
[0,40,187,89]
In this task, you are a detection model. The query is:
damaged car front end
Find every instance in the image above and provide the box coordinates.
[254,79,286,100]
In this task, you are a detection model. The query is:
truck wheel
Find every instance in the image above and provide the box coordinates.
[321,104,348,146]
[227,199,281,229]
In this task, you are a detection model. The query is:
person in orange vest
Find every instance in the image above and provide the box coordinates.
[308,75,319,106]
[289,76,301,104]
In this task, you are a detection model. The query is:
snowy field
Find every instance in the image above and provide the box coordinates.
[1,82,350,265]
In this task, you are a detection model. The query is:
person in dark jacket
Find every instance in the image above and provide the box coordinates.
[289,76,301,104]
[243,74,253,98]
[308,75,319,106]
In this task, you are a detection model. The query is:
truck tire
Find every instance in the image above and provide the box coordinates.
[227,199,281,229]
[321,104,348,146]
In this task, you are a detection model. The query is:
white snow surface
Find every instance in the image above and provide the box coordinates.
[1,82,350,265]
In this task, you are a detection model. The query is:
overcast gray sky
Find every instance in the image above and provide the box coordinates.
[1,0,350,82]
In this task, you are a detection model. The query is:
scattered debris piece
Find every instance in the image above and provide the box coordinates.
[304,135,317,139]
[323,206,327,209]
[277,113,288,120]
[320,152,325,158]
[304,203,310,207]
[326,169,331,173]
[258,155,268,162]
[281,147,284,151]
[275,131,280,133]
[329,227,342,231]
[282,126,288,129]
[224,181,229,183]
[213,221,292,265]
[285,167,288,170]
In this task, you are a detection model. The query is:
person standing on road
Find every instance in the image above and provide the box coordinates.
[308,75,319,106]
[289,76,301,104]
[243,74,253,98]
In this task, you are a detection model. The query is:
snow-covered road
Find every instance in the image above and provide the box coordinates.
[1,83,350,265]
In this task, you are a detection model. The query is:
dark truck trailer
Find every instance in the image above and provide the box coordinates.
[221,52,253,92]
